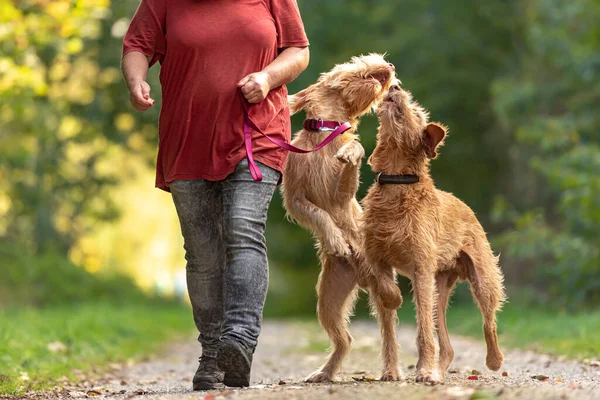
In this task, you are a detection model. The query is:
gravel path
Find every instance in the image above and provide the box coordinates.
[46,321,600,399]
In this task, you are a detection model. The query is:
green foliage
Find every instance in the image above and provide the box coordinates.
[490,0,600,305]
[0,240,149,307]
[0,0,144,254]
[0,301,192,396]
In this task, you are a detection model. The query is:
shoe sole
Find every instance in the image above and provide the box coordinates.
[193,380,224,391]
[218,340,251,387]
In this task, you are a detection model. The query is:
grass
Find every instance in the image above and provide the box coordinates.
[0,301,193,396]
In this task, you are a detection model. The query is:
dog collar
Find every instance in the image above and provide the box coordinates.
[303,118,345,132]
[376,173,420,185]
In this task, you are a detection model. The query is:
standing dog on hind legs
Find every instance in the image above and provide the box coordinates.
[361,83,506,384]
[281,54,401,382]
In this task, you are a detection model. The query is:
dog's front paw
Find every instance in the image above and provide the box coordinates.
[335,141,364,165]
[380,368,403,381]
[305,370,335,383]
[324,235,351,258]
[416,369,442,385]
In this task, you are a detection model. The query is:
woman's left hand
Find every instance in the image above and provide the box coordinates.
[238,72,271,104]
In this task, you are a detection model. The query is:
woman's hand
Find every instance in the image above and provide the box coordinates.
[238,72,271,104]
[128,81,155,111]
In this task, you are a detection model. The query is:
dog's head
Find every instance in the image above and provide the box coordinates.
[289,53,397,121]
[376,84,447,161]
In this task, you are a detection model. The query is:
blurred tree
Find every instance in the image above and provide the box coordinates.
[491,0,600,305]
[0,0,145,255]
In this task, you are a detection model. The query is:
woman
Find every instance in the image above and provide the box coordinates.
[121,0,309,390]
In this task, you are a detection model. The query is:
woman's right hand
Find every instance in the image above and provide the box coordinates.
[128,81,154,111]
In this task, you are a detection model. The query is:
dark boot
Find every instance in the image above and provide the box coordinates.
[218,339,253,387]
[192,356,224,390]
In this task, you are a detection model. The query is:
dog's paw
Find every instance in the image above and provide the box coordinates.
[486,351,504,371]
[324,235,351,258]
[305,370,334,383]
[416,369,442,385]
[380,369,403,381]
[335,141,364,165]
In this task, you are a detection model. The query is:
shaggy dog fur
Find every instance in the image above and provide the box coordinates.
[281,54,400,382]
[361,84,507,384]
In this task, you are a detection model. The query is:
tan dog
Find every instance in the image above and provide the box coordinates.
[361,84,506,384]
[282,54,400,382]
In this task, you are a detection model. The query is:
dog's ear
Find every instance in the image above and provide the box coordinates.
[288,87,312,115]
[423,123,447,158]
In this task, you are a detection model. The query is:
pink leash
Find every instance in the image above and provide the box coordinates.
[242,97,351,181]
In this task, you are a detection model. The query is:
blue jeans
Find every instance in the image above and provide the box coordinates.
[170,159,280,358]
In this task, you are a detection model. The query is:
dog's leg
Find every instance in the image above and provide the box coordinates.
[461,249,505,371]
[284,196,350,257]
[306,255,359,383]
[374,264,403,310]
[413,264,441,384]
[334,141,364,202]
[369,293,402,381]
[435,270,458,378]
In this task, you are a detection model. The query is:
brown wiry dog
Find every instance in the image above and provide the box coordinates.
[281,54,400,382]
[361,84,507,384]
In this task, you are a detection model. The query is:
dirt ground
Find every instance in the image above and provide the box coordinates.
[22,321,600,399]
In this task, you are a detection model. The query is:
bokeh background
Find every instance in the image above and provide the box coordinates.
[1,1,600,392]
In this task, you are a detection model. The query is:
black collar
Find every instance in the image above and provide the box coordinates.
[376,173,420,185]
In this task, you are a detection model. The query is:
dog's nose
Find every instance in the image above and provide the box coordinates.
[388,63,395,70]
[389,84,400,92]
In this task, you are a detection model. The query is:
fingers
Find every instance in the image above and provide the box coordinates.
[130,82,154,111]
[237,74,251,88]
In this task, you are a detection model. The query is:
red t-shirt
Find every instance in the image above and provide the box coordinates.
[123,0,309,191]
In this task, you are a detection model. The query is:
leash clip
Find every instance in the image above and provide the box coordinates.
[317,118,336,132]
[375,172,382,184]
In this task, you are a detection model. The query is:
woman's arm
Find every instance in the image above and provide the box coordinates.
[122,51,155,111]
[238,46,310,104]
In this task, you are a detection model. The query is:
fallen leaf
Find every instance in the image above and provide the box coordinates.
[471,369,482,376]
[155,376,164,381]
[532,375,549,381]
[278,380,286,385]
[120,380,129,385]
[87,390,102,397]
[407,364,415,370]
[47,341,68,353]
[501,372,508,377]
[352,376,376,382]
[467,375,478,380]
[68,391,88,398]
[555,378,563,383]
